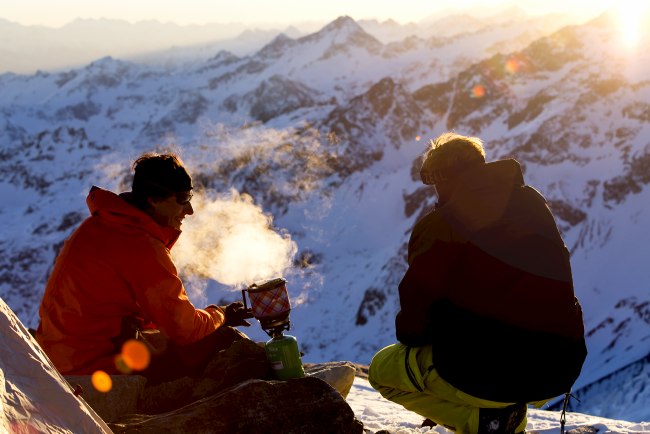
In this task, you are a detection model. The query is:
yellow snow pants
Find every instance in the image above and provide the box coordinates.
[368,344,553,434]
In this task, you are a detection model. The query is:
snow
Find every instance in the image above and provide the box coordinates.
[348,377,426,432]
[346,377,650,434]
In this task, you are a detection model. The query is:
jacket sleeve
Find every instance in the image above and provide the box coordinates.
[396,214,464,347]
[123,238,226,345]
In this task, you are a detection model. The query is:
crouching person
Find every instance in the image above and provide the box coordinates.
[36,153,254,385]
[368,133,587,434]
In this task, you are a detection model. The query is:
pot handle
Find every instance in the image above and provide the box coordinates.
[242,289,248,310]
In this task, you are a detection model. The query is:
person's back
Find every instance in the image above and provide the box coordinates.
[37,186,191,375]
[369,133,587,434]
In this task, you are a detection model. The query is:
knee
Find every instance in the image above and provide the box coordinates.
[368,344,405,393]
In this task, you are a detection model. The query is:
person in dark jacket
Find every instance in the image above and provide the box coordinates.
[368,133,587,434]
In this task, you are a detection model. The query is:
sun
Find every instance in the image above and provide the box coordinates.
[618,1,649,45]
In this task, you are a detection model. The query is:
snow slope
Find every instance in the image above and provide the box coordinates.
[1,10,650,422]
[548,354,650,423]
[348,377,650,434]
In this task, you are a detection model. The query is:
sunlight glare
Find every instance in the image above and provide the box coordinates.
[618,1,648,45]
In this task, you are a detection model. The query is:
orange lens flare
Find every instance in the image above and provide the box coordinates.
[505,58,520,73]
[121,339,151,371]
[416,136,421,141]
[114,354,134,374]
[472,85,486,98]
[91,370,112,392]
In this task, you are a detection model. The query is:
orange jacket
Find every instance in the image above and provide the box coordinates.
[36,187,225,375]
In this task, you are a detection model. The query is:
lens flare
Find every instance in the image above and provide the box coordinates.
[114,354,134,374]
[416,136,421,141]
[91,371,112,392]
[121,339,151,371]
[505,58,520,73]
[472,85,486,98]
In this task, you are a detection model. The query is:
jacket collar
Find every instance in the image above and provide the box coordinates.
[86,186,181,249]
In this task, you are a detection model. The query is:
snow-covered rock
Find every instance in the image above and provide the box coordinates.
[304,361,356,398]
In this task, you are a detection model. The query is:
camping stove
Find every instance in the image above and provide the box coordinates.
[242,278,305,380]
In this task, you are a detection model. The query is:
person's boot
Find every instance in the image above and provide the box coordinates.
[478,404,527,434]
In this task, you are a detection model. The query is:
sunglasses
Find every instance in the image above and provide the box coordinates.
[144,180,193,205]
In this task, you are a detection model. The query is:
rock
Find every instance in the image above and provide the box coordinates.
[304,361,356,399]
[138,339,271,415]
[201,338,270,385]
[65,375,147,423]
[567,427,599,434]
[305,361,369,380]
[354,363,370,380]
[138,376,199,415]
[108,377,364,434]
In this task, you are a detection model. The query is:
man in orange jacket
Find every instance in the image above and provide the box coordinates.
[36,153,253,384]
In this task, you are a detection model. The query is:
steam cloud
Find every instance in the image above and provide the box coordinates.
[93,122,330,309]
[171,188,298,293]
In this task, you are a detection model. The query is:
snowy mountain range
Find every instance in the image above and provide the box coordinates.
[1,9,650,422]
[0,6,578,75]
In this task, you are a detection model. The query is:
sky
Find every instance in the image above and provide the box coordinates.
[0,0,622,28]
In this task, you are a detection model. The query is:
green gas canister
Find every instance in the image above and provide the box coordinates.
[265,334,305,381]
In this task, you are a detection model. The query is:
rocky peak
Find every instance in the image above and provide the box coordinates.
[303,16,382,51]
[283,25,303,39]
[325,76,423,148]
[255,33,298,60]
[210,50,239,63]
[87,56,117,70]
[382,18,401,28]
[322,16,361,33]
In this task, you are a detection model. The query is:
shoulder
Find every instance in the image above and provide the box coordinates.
[408,210,460,263]
[411,208,461,242]
[118,230,177,277]
[521,185,548,205]
[93,218,171,262]
[411,211,447,240]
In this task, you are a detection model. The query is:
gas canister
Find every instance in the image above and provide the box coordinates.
[265,334,305,381]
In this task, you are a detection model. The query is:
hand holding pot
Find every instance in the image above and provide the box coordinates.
[220,301,254,327]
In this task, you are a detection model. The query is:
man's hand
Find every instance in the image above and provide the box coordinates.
[210,302,254,328]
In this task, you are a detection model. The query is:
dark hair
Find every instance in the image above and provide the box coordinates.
[131,153,192,210]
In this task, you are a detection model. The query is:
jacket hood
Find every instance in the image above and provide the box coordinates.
[86,186,181,249]
[455,159,524,192]
[436,159,524,205]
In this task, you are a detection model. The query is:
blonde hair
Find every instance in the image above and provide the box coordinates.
[422,132,486,173]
